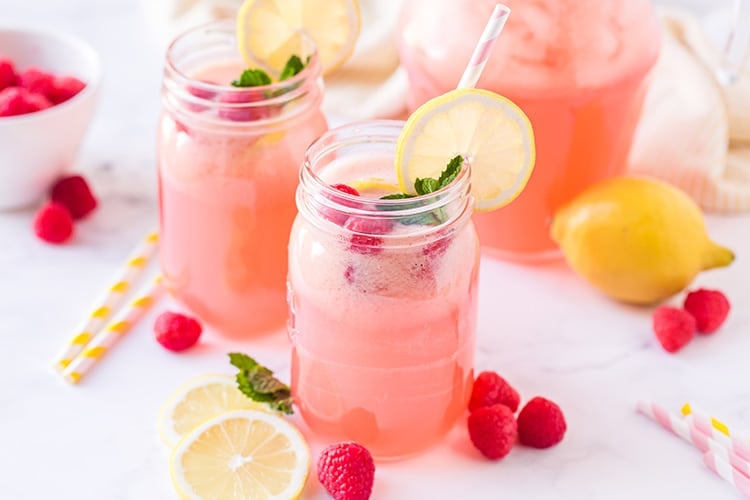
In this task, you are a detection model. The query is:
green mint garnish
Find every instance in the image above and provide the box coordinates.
[279,55,306,81]
[231,54,309,89]
[229,353,294,414]
[380,193,415,200]
[437,155,463,190]
[231,69,272,87]
[378,155,463,225]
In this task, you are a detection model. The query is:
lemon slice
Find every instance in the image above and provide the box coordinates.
[237,0,360,75]
[158,374,268,448]
[395,88,536,212]
[170,410,310,500]
[349,178,400,195]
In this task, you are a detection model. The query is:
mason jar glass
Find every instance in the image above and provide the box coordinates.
[158,20,328,336]
[287,121,479,459]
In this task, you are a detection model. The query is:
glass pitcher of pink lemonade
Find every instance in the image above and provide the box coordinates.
[398,0,661,260]
[158,21,328,336]
[288,121,479,460]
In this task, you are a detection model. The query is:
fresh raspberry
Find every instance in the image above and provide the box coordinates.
[332,184,360,197]
[0,59,17,90]
[33,202,74,244]
[183,81,215,113]
[50,175,98,219]
[323,184,362,225]
[317,442,375,500]
[47,75,86,104]
[422,235,453,259]
[683,289,730,334]
[517,397,567,449]
[26,91,53,111]
[18,67,55,96]
[0,87,48,116]
[344,264,355,284]
[652,306,696,353]
[218,90,271,121]
[344,217,393,255]
[467,404,517,460]
[468,371,521,413]
[154,312,203,352]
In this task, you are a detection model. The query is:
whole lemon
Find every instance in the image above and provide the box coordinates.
[550,176,734,304]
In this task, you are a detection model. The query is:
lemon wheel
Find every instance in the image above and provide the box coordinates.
[158,374,268,448]
[170,410,310,499]
[395,88,536,212]
[236,0,360,75]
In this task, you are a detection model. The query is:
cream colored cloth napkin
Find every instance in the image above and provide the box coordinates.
[628,10,750,213]
[139,0,408,120]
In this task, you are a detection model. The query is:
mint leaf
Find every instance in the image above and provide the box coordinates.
[400,212,442,225]
[438,155,463,188]
[231,69,272,87]
[380,193,415,200]
[378,156,462,225]
[279,55,306,81]
[229,352,294,414]
[229,352,259,371]
[414,177,440,195]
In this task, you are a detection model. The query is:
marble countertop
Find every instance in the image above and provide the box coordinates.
[2,0,749,499]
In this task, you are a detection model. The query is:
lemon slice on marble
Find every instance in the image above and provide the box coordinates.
[158,374,267,448]
[395,88,536,212]
[170,410,310,500]
[236,0,360,75]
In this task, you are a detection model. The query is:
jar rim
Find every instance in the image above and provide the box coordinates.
[165,19,321,98]
[299,120,474,227]
[162,19,324,132]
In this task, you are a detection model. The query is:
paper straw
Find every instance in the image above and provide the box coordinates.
[682,403,750,461]
[457,4,511,89]
[53,231,159,371]
[704,451,750,498]
[638,401,750,476]
[62,275,164,385]
[638,400,717,451]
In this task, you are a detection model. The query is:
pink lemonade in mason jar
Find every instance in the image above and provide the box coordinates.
[158,21,328,336]
[398,0,662,259]
[288,121,480,459]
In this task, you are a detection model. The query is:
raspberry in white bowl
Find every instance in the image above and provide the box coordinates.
[0,27,100,210]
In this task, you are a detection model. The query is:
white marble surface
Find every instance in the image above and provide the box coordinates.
[1,0,750,499]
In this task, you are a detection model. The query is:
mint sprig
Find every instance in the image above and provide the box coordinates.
[231,54,309,88]
[279,55,306,81]
[229,353,294,414]
[231,69,272,87]
[379,155,463,225]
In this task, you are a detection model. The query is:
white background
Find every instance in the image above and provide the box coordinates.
[0,1,748,499]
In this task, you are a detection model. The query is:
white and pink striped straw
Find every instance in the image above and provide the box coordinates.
[637,401,750,474]
[638,400,717,452]
[457,4,511,89]
[683,403,750,461]
[704,451,750,498]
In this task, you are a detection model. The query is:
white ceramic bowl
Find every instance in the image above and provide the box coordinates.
[0,27,101,210]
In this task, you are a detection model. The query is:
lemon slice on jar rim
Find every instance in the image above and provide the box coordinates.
[236,0,361,75]
[170,409,310,500]
[395,88,536,212]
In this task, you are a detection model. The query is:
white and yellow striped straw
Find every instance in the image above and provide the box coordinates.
[53,232,159,372]
[62,275,165,385]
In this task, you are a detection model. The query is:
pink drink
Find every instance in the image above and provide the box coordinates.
[288,122,479,459]
[158,21,327,336]
[398,0,661,259]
